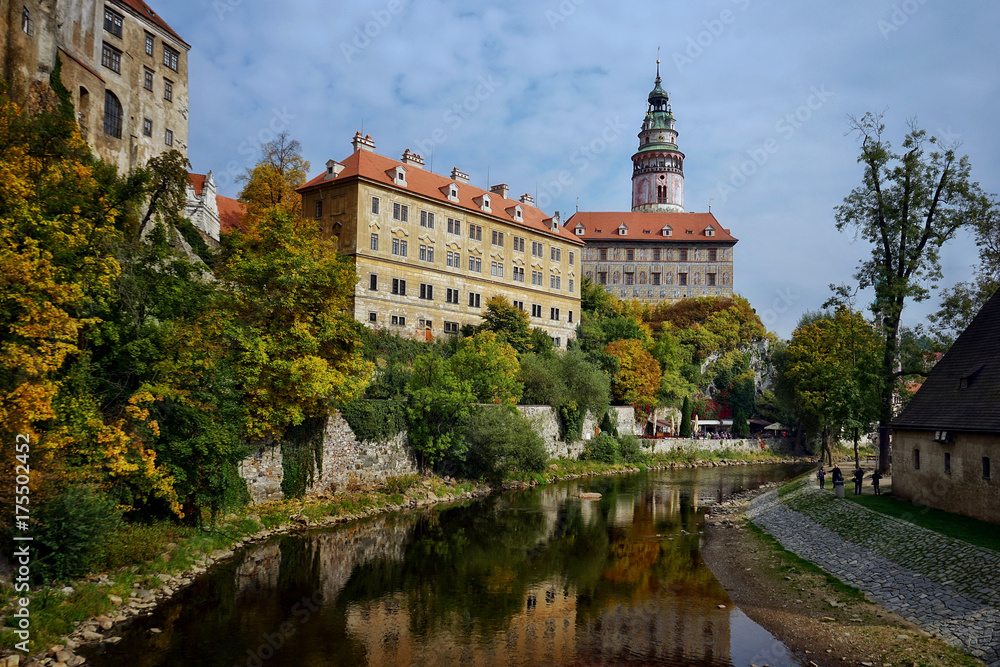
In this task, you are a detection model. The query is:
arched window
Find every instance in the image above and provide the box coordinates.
[103,91,122,138]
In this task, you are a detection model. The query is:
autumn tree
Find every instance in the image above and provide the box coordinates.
[478,295,532,354]
[834,113,995,472]
[448,330,523,405]
[237,131,310,224]
[604,339,661,407]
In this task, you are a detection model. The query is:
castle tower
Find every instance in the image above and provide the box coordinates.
[631,61,684,212]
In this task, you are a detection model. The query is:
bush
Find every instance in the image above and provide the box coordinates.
[32,486,122,582]
[618,434,646,464]
[384,474,419,495]
[460,406,548,482]
[340,399,408,441]
[582,433,619,464]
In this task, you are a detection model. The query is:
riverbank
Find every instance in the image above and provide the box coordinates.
[1,451,808,666]
[703,472,987,667]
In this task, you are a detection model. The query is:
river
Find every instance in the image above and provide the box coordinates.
[83,463,811,666]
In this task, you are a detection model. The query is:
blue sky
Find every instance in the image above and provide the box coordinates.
[163,0,999,338]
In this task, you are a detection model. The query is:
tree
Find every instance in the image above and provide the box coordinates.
[679,395,692,437]
[731,409,750,438]
[448,331,523,405]
[518,349,610,441]
[406,353,474,470]
[237,131,310,224]
[604,339,661,407]
[833,112,995,473]
[478,295,531,353]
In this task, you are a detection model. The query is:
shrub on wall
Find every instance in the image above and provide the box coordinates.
[459,405,547,483]
[582,433,620,464]
[340,399,408,442]
[280,417,325,499]
[618,434,646,463]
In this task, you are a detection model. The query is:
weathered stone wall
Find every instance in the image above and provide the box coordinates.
[643,437,795,455]
[515,405,638,460]
[238,442,283,505]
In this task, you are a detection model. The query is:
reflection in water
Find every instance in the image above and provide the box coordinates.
[84,464,807,666]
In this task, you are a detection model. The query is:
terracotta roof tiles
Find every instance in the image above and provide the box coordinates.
[565,211,737,243]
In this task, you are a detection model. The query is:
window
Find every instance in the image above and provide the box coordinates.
[370,233,379,251]
[550,308,560,321]
[532,241,543,257]
[103,91,122,138]
[624,273,634,285]
[314,200,323,218]
[145,32,155,56]
[913,448,920,470]
[550,275,561,290]
[446,288,460,304]
[446,251,459,268]
[707,273,716,286]
[444,321,460,334]
[391,315,406,326]
[513,267,524,282]
[447,217,461,235]
[652,249,661,261]
[552,337,561,347]
[163,44,179,71]
[144,68,154,91]
[468,256,481,272]
[468,292,481,308]
[652,273,661,285]
[944,452,951,475]
[391,279,406,295]
[985,457,991,480]
[678,273,688,286]
[531,271,543,286]
[101,42,122,73]
[420,210,434,228]
[392,202,408,222]
[164,79,173,101]
[569,279,574,293]
[142,118,152,137]
[21,7,33,35]
[531,304,542,318]
[513,300,524,311]
[598,272,607,285]
[679,249,688,261]
[391,238,407,257]
[568,311,573,323]
[369,274,378,291]
[708,249,717,261]
[368,312,377,323]
[104,7,123,37]
[492,230,504,247]
[165,129,173,146]
[569,251,575,265]
[551,247,562,262]
[491,261,504,278]
[598,248,608,261]
[469,224,482,241]
[371,197,380,214]
[625,248,634,261]
[512,236,525,252]
[419,245,434,262]
[419,283,433,300]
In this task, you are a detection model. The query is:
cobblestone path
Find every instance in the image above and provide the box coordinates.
[747,483,1000,666]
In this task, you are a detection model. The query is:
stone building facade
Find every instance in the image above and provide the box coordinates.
[298,134,584,347]
[568,63,738,305]
[1,0,189,173]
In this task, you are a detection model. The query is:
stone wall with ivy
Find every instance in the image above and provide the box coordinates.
[238,440,284,505]
[515,405,637,460]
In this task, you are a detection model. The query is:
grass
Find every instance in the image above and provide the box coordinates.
[845,486,1000,554]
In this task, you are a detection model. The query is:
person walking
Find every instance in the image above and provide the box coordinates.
[817,465,826,489]
[871,469,882,495]
[853,466,864,495]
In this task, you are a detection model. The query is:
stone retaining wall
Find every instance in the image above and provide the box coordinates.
[644,437,795,455]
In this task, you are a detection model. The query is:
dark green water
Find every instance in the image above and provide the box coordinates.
[84,464,810,666]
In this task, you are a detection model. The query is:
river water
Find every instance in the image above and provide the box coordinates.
[84,464,811,667]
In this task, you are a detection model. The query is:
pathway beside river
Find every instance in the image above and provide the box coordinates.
[748,482,1000,666]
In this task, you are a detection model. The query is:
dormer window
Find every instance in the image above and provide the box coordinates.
[618,224,628,236]
[387,166,407,187]
[574,225,585,236]
[439,183,459,202]
[705,225,716,237]
[474,193,491,212]
[507,204,523,221]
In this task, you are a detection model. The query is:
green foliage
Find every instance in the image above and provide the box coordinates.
[680,396,692,437]
[449,331,522,404]
[406,353,474,469]
[582,433,620,464]
[339,399,407,441]
[279,417,325,499]
[479,295,532,353]
[459,406,547,482]
[617,434,646,464]
[518,349,610,441]
[32,486,122,582]
[731,409,750,437]
[384,474,420,495]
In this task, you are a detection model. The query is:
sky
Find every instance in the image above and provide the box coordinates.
[161,0,999,339]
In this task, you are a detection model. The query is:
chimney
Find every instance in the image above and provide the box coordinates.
[351,131,376,153]
[519,193,535,206]
[551,210,561,232]
[450,167,470,184]
[324,159,345,180]
[401,149,425,169]
[490,183,509,200]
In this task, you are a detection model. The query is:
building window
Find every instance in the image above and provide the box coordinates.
[551,247,562,262]
[468,256,481,272]
[104,7,123,37]
[678,273,688,286]
[444,321,460,334]
[568,310,573,323]
[420,210,434,228]
[144,68,154,91]
[22,7,33,35]
[679,249,688,261]
[708,249,717,261]
[419,283,433,300]
[368,312,377,323]
[550,308,560,321]
[469,224,482,241]
[513,300,524,311]
[145,31,155,56]
[391,278,406,295]
[446,251,459,268]
[165,129,173,146]
[370,233,379,251]
[392,238,407,257]
[419,245,434,262]
[391,315,405,326]
[652,249,661,261]
[913,448,920,470]
[163,44,180,71]
[531,241,543,257]
[103,91,122,138]
[513,267,525,282]
[164,79,173,101]
[657,184,667,204]
[392,202,408,221]
[369,274,378,291]
[707,273,716,286]
[446,288,460,304]
[652,273,661,285]
[944,452,951,474]
[625,248,634,261]
[624,273,634,285]
[314,200,323,218]
[468,292,481,308]
[598,272,607,285]
[491,261,504,278]
[138,118,151,137]
[531,304,542,318]
[569,279,574,293]
[985,457,991,480]
[491,230,504,247]
[447,217,460,234]
[101,42,122,73]
[550,275,561,290]
[512,236,525,252]
[531,271,542,286]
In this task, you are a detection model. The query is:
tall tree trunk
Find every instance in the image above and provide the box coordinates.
[853,427,860,469]
[822,427,832,466]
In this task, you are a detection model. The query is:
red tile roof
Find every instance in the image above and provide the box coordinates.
[565,211,738,243]
[115,0,188,47]
[299,149,584,246]
[217,195,246,235]
[188,173,206,197]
